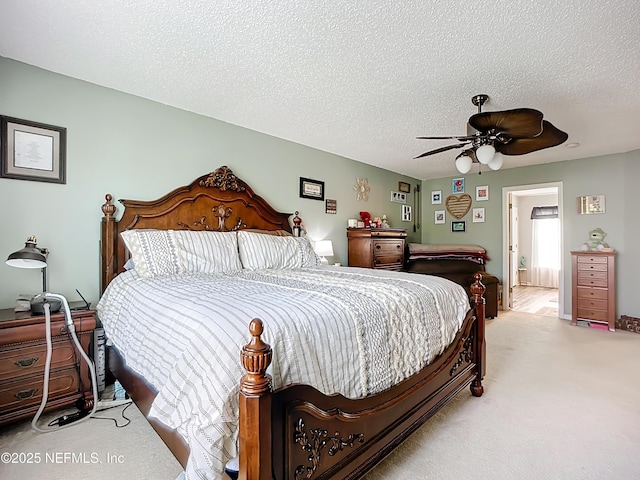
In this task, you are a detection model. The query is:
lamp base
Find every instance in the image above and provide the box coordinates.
[30,297,62,315]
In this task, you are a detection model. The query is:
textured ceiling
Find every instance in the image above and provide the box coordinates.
[1,1,639,179]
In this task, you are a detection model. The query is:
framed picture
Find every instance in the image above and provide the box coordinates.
[452,221,466,232]
[1,116,66,184]
[434,210,445,224]
[472,207,485,223]
[398,181,411,193]
[402,204,412,222]
[299,177,324,201]
[391,191,407,204]
[476,185,489,201]
[452,177,464,194]
[325,199,337,214]
[431,190,442,204]
[577,195,605,214]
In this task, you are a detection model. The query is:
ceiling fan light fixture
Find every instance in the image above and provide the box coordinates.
[476,144,495,164]
[488,151,504,170]
[455,153,473,174]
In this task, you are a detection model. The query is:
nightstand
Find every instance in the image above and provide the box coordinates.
[0,305,96,426]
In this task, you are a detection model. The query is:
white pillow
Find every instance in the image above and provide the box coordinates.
[237,231,319,270]
[172,230,242,274]
[120,229,183,278]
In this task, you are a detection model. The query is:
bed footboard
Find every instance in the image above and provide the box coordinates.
[238,274,486,480]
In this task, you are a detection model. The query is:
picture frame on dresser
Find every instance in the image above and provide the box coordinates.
[0,116,67,184]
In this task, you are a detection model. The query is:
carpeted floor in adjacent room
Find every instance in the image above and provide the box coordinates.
[1,310,639,480]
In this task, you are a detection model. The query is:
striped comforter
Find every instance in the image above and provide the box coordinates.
[96,266,469,480]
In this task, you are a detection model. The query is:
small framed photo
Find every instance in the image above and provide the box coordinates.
[431,190,442,204]
[472,207,485,223]
[452,221,466,232]
[476,185,489,201]
[402,204,412,222]
[398,181,411,193]
[299,177,325,201]
[452,177,464,194]
[325,199,337,214]
[1,116,66,184]
[434,210,445,224]
[391,191,407,204]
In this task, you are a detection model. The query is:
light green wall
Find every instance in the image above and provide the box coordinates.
[0,58,419,308]
[421,152,639,318]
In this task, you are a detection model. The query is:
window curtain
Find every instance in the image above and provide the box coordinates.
[530,217,560,288]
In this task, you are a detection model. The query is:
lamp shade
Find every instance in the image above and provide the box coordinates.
[476,144,496,165]
[6,236,47,269]
[455,153,473,174]
[314,240,334,257]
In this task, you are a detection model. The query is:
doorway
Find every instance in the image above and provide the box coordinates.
[502,183,563,317]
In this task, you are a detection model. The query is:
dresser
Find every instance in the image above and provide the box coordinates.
[347,228,407,271]
[571,251,616,331]
[0,306,96,425]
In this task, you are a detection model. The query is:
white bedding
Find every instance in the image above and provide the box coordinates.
[97,265,470,480]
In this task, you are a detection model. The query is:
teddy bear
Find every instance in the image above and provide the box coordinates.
[581,227,609,251]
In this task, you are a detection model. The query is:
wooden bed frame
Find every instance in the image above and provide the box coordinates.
[99,166,486,480]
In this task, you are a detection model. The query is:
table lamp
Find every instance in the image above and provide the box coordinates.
[314,239,334,265]
[6,236,61,314]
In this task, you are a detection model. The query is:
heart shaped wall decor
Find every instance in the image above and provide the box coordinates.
[445,194,472,219]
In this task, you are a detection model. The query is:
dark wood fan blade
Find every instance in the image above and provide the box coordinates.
[414,142,469,159]
[416,135,477,141]
[496,121,568,155]
[469,108,543,138]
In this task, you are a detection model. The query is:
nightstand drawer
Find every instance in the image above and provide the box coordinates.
[0,339,77,383]
[0,367,79,412]
[577,262,607,272]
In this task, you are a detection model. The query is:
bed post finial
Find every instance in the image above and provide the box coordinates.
[102,194,116,218]
[470,273,486,396]
[239,319,273,479]
[240,318,272,395]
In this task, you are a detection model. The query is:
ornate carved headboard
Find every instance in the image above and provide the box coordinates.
[100,166,296,292]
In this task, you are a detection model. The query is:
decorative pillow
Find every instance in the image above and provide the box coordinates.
[242,229,292,236]
[172,230,242,274]
[238,231,318,270]
[120,229,183,278]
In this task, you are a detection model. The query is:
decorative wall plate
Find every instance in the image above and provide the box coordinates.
[445,194,472,219]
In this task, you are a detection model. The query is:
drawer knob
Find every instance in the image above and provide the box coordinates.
[375,245,381,250]
[15,357,39,368]
[15,388,38,400]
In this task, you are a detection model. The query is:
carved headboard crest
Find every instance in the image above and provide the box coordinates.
[177,204,247,232]
[199,165,246,192]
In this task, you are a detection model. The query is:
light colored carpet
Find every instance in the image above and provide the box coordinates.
[1,311,639,480]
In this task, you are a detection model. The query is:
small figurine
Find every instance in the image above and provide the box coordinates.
[373,216,382,228]
[381,214,390,229]
[581,227,609,251]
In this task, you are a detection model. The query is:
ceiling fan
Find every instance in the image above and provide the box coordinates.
[415,94,568,173]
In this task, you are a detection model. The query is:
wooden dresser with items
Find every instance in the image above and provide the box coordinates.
[0,306,96,426]
[571,251,616,331]
[347,228,407,271]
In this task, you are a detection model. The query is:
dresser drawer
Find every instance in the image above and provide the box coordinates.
[576,286,608,300]
[577,255,608,264]
[577,262,607,272]
[0,367,79,412]
[0,339,77,383]
[373,255,403,268]
[373,240,404,255]
[577,271,608,287]
[577,297,608,310]
[576,308,608,322]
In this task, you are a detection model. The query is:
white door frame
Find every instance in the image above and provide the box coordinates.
[502,182,565,317]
